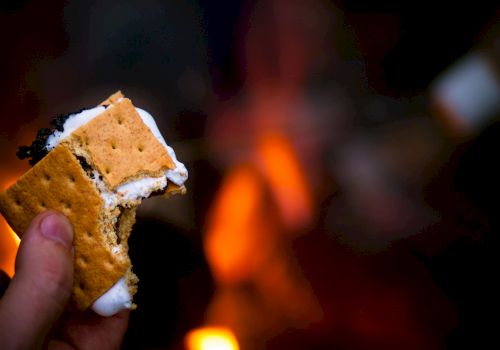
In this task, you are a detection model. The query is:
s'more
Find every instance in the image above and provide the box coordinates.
[0,92,188,316]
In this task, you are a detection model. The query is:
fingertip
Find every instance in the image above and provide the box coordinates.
[39,212,74,250]
[15,210,74,273]
[0,212,75,347]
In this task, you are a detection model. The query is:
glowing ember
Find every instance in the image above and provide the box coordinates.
[185,327,240,350]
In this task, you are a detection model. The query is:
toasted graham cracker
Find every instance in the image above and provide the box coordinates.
[64,98,175,190]
[0,146,130,310]
[100,91,124,105]
[164,183,187,198]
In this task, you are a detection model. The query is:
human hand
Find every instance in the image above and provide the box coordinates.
[0,211,129,350]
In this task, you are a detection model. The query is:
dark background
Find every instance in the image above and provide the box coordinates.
[1,1,499,349]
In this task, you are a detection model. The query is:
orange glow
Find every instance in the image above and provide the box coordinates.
[256,132,313,230]
[205,165,275,284]
[185,327,240,350]
[0,220,19,277]
[0,176,21,277]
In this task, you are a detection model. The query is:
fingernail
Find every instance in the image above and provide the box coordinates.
[40,213,73,250]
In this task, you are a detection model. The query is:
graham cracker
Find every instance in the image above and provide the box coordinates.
[0,146,130,310]
[100,91,124,105]
[164,183,187,198]
[66,98,175,190]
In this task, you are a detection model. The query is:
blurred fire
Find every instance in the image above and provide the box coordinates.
[199,1,327,347]
[0,176,21,277]
[254,132,313,231]
[185,327,239,350]
[202,130,321,349]
[205,132,314,285]
[205,164,276,284]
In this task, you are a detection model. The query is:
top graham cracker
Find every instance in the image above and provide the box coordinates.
[68,98,175,190]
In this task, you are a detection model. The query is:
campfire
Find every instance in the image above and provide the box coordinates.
[0,177,21,277]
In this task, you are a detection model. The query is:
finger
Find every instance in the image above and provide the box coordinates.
[58,309,130,350]
[0,211,74,349]
[47,340,75,350]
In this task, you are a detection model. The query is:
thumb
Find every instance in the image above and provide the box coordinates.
[0,211,74,349]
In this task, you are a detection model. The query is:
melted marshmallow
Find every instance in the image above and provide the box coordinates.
[46,106,106,150]
[136,108,188,186]
[91,277,132,317]
[91,170,167,208]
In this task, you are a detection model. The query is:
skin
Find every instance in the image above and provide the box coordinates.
[0,211,129,350]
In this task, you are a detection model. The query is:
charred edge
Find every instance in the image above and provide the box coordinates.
[114,206,125,244]
[17,107,93,166]
[149,188,167,198]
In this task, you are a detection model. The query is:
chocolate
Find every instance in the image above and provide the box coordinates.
[17,108,92,166]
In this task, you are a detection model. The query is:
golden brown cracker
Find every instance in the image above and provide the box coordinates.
[69,98,175,189]
[164,183,187,198]
[0,146,129,310]
[100,91,124,105]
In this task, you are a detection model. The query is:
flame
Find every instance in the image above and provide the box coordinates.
[0,219,20,277]
[185,327,240,350]
[0,176,21,277]
[204,134,321,342]
[255,132,313,230]
[205,165,275,284]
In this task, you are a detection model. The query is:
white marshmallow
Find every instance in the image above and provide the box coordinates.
[91,277,132,317]
[46,106,106,150]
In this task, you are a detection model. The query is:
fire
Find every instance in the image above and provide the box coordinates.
[0,219,20,277]
[185,327,240,350]
[0,176,21,277]
[203,132,321,347]
[255,132,313,230]
[205,165,275,284]
[205,133,313,282]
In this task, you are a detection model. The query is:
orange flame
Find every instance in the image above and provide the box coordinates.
[185,327,240,350]
[0,177,21,277]
[255,132,313,230]
[205,132,314,284]
[205,165,276,284]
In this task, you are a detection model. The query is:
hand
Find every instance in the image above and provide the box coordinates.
[0,211,129,350]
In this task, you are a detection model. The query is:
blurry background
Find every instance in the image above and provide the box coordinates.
[1,0,499,349]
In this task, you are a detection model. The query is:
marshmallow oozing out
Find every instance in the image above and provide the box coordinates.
[91,277,132,317]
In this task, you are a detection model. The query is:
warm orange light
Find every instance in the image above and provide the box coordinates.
[0,176,21,277]
[0,220,20,277]
[185,327,240,350]
[205,133,314,283]
[256,132,313,230]
[205,165,275,283]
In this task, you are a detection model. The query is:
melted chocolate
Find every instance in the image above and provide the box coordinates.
[17,107,92,166]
